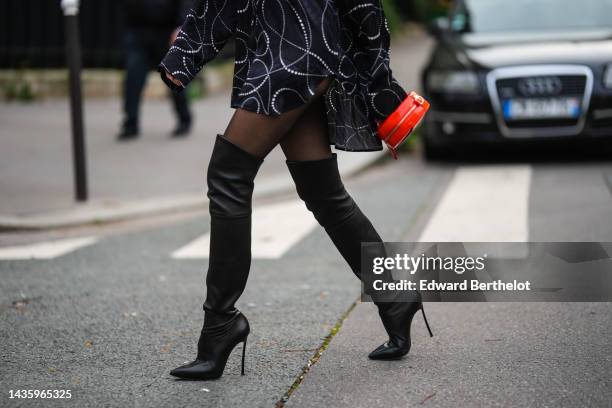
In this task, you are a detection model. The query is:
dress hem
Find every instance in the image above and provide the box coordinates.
[330,144,384,153]
[229,98,385,154]
[230,75,384,153]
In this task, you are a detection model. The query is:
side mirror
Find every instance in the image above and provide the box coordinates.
[428,17,450,37]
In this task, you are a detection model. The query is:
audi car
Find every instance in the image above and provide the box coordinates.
[420,0,612,159]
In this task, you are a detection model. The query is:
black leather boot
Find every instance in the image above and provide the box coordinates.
[369,290,433,360]
[170,134,263,380]
[286,154,433,361]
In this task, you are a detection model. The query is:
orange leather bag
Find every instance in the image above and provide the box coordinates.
[376,91,430,159]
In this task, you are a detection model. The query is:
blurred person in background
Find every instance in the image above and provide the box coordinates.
[118,0,193,140]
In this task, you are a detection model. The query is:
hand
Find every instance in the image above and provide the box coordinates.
[165,71,183,87]
[169,27,180,45]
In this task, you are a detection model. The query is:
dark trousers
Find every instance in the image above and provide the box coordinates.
[123,28,192,130]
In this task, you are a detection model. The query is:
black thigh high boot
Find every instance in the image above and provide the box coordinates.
[170,134,263,380]
[286,154,433,360]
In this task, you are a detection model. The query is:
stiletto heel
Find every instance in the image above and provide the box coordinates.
[241,338,247,376]
[170,311,250,380]
[284,155,436,361]
[170,135,261,381]
[421,306,433,337]
[369,292,436,360]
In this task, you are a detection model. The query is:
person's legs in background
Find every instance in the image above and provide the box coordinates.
[152,30,193,137]
[120,27,194,140]
[169,90,192,137]
[119,29,149,140]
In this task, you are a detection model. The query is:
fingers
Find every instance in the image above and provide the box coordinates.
[165,71,183,87]
[169,27,180,45]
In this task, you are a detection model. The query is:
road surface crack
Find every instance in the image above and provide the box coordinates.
[275,298,358,407]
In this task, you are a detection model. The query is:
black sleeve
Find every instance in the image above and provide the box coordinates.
[158,0,237,91]
[176,0,193,26]
[335,0,407,120]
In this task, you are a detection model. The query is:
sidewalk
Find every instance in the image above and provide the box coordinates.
[286,301,612,407]
[0,26,433,230]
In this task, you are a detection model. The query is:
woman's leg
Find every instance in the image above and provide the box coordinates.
[282,96,429,361]
[279,92,333,161]
[170,79,333,380]
[223,77,333,158]
[202,78,333,320]
[281,92,383,283]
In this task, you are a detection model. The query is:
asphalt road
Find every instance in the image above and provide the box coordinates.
[1,151,611,407]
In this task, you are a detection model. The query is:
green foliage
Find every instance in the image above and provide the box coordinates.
[382,0,403,34]
[4,78,35,102]
[414,0,451,22]
[186,80,204,101]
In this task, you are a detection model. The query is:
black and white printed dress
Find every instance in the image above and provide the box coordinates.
[158,0,408,152]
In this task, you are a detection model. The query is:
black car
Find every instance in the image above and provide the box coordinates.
[420,0,612,159]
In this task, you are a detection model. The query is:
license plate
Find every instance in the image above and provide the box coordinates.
[502,97,581,120]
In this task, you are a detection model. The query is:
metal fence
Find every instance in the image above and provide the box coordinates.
[1,0,421,70]
[1,0,125,69]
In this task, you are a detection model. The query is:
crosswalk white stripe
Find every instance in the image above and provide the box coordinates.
[172,199,317,259]
[418,165,531,242]
[0,236,98,260]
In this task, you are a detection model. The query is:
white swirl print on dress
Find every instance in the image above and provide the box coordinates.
[159,0,408,152]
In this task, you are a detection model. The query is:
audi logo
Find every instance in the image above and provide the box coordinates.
[518,76,563,96]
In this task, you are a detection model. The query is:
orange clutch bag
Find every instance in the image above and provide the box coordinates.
[376,91,430,159]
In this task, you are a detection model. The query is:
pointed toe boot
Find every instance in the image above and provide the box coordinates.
[171,134,262,380]
[286,154,433,361]
[170,311,249,380]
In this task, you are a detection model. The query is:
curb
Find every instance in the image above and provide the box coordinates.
[0,63,234,101]
[0,150,387,231]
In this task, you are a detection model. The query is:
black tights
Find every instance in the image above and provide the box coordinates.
[222,77,334,161]
[203,76,387,322]
[201,76,336,322]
